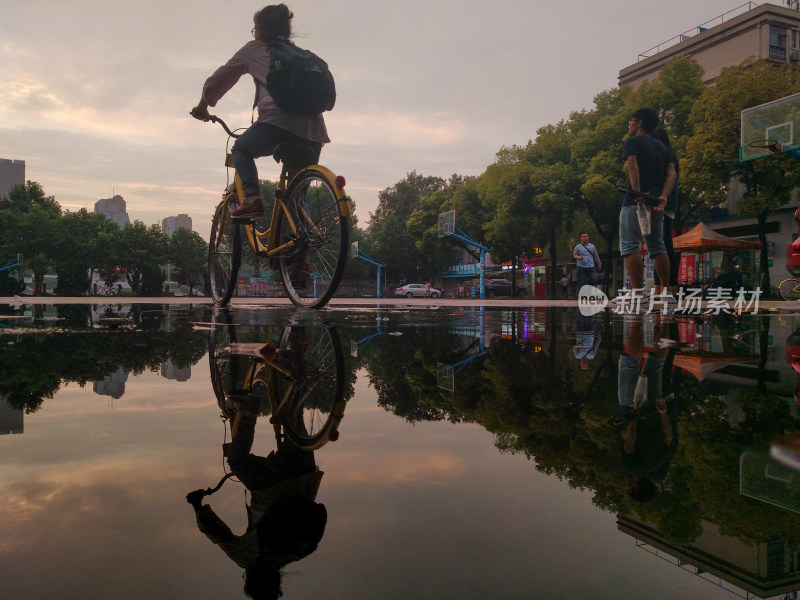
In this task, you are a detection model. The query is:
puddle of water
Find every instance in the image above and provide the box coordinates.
[0,304,798,599]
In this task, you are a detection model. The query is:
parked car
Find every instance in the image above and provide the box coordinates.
[483,279,527,298]
[395,283,441,298]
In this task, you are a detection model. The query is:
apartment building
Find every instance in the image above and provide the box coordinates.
[0,158,25,198]
[95,194,131,228]
[620,2,800,87]
[161,214,192,236]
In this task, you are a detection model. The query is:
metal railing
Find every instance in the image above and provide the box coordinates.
[770,45,789,61]
[637,2,760,61]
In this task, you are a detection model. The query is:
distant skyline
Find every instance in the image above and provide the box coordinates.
[1,0,750,240]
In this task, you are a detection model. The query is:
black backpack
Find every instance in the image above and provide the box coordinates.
[265,39,336,116]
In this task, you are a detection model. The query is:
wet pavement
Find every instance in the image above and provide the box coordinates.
[1,300,800,599]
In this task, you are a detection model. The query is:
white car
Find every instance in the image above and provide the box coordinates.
[395,283,441,298]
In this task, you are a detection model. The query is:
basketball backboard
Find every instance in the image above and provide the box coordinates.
[436,362,454,391]
[740,91,800,161]
[437,210,455,238]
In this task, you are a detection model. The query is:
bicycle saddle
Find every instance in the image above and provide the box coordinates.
[272,143,317,169]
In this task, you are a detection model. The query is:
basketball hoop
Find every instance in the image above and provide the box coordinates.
[748,139,781,153]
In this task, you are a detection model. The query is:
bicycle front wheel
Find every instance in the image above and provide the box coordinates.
[208,308,237,413]
[276,170,348,308]
[208,195,242,306]
[779,278,800,301]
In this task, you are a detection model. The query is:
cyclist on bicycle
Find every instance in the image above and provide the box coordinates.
[190,4,329,220]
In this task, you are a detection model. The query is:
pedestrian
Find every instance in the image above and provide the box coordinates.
[424,281,431,298]
[572,232,602,290]
[190,4,329,220]
[617,108,676,302]
[560,273,569,299]
[652,127,679,298]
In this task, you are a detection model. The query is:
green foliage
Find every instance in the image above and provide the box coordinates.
[0,182,62,294]
[168,227,207,295]
[118,221,169,295]
[54,210,120,295]
[1,180,61,214]
[366,171,455,283]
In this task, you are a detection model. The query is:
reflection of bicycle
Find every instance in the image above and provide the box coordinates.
[201,115,351,308]
[209,311,346,450]
[779,278,800,301]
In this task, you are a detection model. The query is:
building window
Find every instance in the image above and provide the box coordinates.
[791,29,800,61]
[770,25,788,61]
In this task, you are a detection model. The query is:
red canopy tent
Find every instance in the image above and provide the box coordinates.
[672,223,762,253]
[672,223,761,287]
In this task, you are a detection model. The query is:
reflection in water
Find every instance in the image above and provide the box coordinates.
[3,304,800,598]
[0,304,207,411]
[617,316,678,503]
[572,314,601,371]
[188,315,347,598]
[187,423,326,600]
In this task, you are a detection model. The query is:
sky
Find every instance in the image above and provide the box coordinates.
[1,0,751,240]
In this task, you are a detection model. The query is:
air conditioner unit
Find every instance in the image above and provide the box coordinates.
[791,49,800,62]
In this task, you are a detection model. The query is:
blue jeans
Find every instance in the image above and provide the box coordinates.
[231,122,322,198]
[577,266,598,288]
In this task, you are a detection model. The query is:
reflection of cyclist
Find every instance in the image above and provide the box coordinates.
[187,395,326,599]
[618,317,678,502]
[190,4,329,220]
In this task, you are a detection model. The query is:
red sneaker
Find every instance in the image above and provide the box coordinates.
[231,198,264,220]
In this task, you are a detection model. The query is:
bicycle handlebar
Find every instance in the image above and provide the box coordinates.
[190,111,239,138]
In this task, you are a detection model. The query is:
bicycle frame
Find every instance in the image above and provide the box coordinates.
[211,320,346,451]
[222,154,351,259]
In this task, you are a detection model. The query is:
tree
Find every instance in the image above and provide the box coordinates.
[406,178,471,281]
[1,180,61,214]
[368,172,449,283]
[684,59,800,291]
[53,210,119,295]
[480,128,579,297]
[169,228,207,296]
[0,182,62,294]
[480,146,538,263]
[118,221,169,296]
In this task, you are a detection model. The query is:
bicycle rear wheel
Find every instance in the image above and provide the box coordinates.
[276,170,348,308]
[779,278,800,301]
[208,195,242,306]
[277,326,345,450]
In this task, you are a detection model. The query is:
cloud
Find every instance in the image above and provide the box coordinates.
[0,0,743,239]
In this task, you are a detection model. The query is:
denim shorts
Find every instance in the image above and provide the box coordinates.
[618,354,665,409]
[619,204,666,257]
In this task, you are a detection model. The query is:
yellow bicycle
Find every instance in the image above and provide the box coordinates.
[204,115,351,308]
[208,310,346,450]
